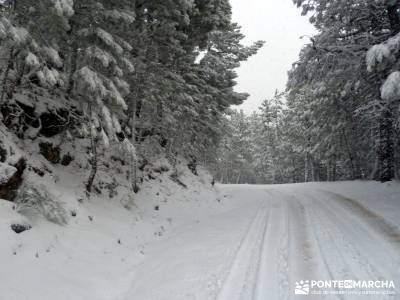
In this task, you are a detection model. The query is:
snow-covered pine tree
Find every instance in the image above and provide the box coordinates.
[181,23,264,166]
[287,0,399,181]
[66,0,135,193]
[212,110,255,184]
[118,0,263,179]
[0,0,68,102]
[116,0,201,185]
[366,1,400,181]
[211,0,400,184]
[257,91,286,183]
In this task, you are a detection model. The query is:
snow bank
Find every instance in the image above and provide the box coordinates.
[2,124,398,300]
[0,132,221,300]
[309,180,400,229]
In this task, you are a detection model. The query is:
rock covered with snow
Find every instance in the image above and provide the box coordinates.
[0,163,17,185]
[0,158,25,201]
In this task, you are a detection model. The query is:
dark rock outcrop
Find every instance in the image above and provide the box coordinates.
[0,158,26,201]
[11,223,31,234]
[39,142,61,164]
[61,153,74,166]
[39,109,69,137]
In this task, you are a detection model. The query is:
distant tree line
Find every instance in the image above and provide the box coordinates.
[211,0,400,184]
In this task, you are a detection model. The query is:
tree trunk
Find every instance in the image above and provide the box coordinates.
[310,155,315,182]
[1,0,17,102]
[67,45,78,96]
[377,3,400,182]
[1,48,15,102]
[86,104,98,195]
[66,0,81,96]
[376,108,395,182]
[387,2,400,35]
[304,152,309,182]
[130,96,138,193]
[235,171,241,184]
[342,129,361,180]
[396,134,400,180]
[327,160,331,182]
[292,157,297,183]
[332,154,337,181]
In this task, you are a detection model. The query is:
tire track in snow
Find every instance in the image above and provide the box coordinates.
[216,202,270,300]
[316,201,374,272]
[313,193,400,298]
[277,200,290,300]
[288,199,317,277]
[286,196,323,300]
[218,191,322,300]
[216,187,399,300]
[239,206,271,300]
[252,197,290,300]
[304,199,348,300]
[275,193,338,300]
[318,190,400,246]
[305,192,398,299]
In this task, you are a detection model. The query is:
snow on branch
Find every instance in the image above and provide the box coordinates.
[96,28,123,55]
[85,46,116,68]
[381,71,400,101]
[42,47,63,68]
[367,33,400,71]
[104,9,136,24]
[74,66,107,100]
[51,0,74,18]
[366,44,391,72]
[25,52,40,68]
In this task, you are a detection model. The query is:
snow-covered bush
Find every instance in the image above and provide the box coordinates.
[15,183,68,225]
[0,163,17,185]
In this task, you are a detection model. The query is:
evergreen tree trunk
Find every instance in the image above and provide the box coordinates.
[67,45,78,96]
[86,104,98,195]
[310,155,315,182]
[376,108,395,182]
[395,133,400,179]
[327,160,331,182]
[235,171,241,184]
[66,0,80,96]
[332,154,337,182]
[387,3,400,35]
[0,2,17,102]
[304,152,309,182]
[291,158,297,183]
[1,48,14,102]
[342,129,361,179]
[375,2,400,182]
[130,96,138,193]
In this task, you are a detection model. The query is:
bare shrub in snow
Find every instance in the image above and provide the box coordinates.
[15,183,68,225]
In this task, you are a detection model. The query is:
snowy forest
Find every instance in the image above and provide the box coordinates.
[1,0,399,195]
[1,1,400,299]
[214,0,400,185]
[0,0,263,201]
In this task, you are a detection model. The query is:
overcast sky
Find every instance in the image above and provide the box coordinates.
[230,0,316,114]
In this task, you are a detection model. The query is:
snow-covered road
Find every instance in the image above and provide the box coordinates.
[126,183,400,300]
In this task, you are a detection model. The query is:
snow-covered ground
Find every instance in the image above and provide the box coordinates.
[1,181,399,299]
